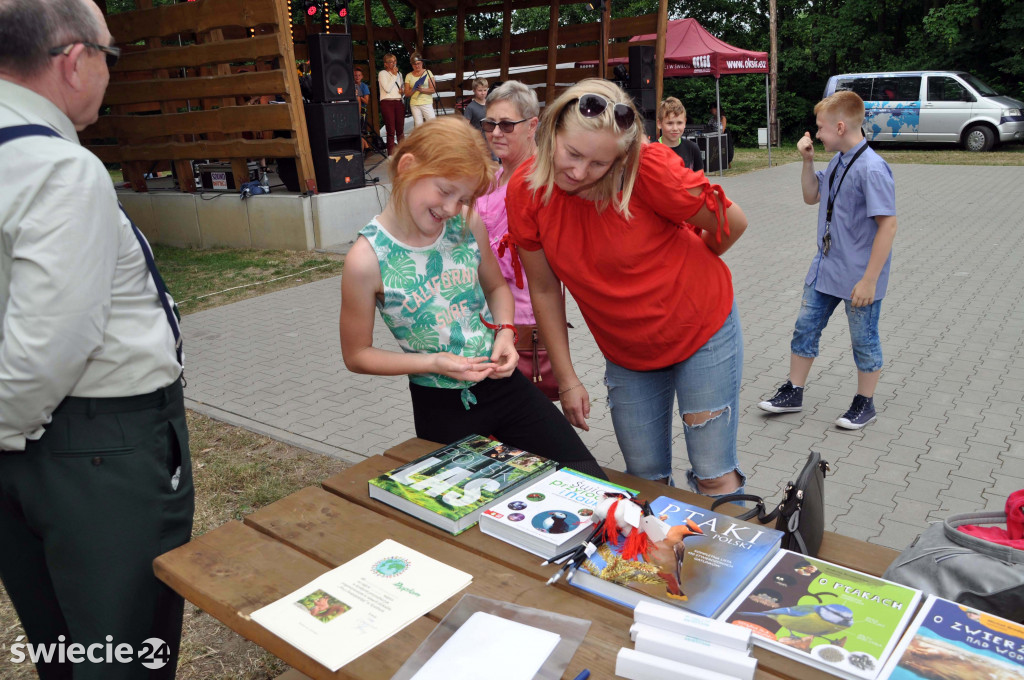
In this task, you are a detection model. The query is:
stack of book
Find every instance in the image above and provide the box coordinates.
[479,468,637,559]
[718,550,923,680]
[569,495,784,618]
[368,435,557,535]
[615,600,758,680]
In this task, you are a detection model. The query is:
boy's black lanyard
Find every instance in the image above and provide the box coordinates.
[822,143,869,256]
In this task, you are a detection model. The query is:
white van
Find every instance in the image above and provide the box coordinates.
[823,71,1024,151]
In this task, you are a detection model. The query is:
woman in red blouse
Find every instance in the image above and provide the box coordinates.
[506,79,749,497]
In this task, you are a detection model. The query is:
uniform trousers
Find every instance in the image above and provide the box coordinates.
[0,379,194,680]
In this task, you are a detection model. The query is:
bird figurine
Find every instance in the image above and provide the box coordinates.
[738,603,854,640]
[642,519,704,600]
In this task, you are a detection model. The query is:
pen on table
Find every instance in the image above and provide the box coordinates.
[571,670,590,680]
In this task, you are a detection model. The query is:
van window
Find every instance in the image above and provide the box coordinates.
[835,77,873,100]
[874,76,921,101]
[959,73,999,97]
[928,76,974,102]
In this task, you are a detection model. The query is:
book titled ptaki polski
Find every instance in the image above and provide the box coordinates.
[569,495,783,618]
[368,435,557,535]
[249,539,472,672]
[879,594,1024,680]
[719,550,923,680]
[479,467,637,559]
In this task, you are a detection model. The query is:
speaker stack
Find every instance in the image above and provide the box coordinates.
[625,45,657,140]
[305,33,364,192]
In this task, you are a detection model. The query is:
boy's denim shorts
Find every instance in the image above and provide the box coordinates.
[791,284,883,373]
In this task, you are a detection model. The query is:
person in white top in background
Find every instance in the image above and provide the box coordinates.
[0,0,193,676]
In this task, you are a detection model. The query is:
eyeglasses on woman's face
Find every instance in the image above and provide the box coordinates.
[573,93,635,131]
[49,41,121,69]
[480,118,529,133]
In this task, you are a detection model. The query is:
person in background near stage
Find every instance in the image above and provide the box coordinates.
[758,90,897,430]
[657,97,703,171]
[463,77,488,133]
[378,52,404,154]
[0,0,194,676]
[404,52,435,128]
[354,65,370,116]
[707,103,734,166]
[506,79,749,496]
[339,116,606,480]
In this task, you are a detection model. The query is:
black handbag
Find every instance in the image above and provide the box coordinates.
[712,451,830,556]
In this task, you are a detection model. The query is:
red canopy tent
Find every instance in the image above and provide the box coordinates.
[582,18,772,172]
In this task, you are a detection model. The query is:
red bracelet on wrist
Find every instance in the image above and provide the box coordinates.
[479,314,518,345]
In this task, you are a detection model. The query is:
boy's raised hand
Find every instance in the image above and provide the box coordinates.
[797,131,815,161]
[433,353,495,382]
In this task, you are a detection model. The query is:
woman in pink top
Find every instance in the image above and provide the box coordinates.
[469,81,546,391]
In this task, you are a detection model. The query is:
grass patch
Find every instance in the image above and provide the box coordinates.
[155,246,345,314]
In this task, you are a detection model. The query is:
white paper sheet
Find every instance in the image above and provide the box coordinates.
[410,611,560,680]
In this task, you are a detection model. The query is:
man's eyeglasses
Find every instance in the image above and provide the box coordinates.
[573,93,636,131]
[49,42,121,69]
[481,118,529,133]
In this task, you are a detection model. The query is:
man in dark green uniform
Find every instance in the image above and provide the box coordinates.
[0,0,194,677]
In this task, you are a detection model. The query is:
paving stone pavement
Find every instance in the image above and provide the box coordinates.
[182,161,1024,551]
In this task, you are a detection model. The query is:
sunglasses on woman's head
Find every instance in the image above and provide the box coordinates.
[480,118,529,133]
[573,93,636,131]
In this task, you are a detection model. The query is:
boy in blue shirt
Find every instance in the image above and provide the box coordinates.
[759,91,898,429]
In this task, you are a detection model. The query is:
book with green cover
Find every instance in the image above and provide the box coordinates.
[719,550,923,680]
[368,435,557,535]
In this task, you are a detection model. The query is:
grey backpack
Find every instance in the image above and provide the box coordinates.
[883,511,1024,622]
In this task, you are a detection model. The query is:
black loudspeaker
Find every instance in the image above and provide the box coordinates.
[307,33,355,102]
[629,45,655,89]
[704,134,728,172]
[626,88,657,114]
[305,101,361,143]
[311,143,365,192]
[304,101,364,192]
[643,118,656,141]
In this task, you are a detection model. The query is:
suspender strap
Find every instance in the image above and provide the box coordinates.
[0,124,63,145]
[0,124,183,368]
[119,206,184,367]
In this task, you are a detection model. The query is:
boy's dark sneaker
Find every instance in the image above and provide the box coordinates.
[758,381,804,413]
[835,394,877,430]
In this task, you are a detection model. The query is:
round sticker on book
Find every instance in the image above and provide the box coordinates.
[372,556,410,577]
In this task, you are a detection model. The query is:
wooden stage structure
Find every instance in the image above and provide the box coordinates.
[88,0,669,247]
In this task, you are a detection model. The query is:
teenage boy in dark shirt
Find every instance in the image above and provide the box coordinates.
[657,97,703,172]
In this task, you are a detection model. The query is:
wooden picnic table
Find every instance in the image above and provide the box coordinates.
[154,438,899,680]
